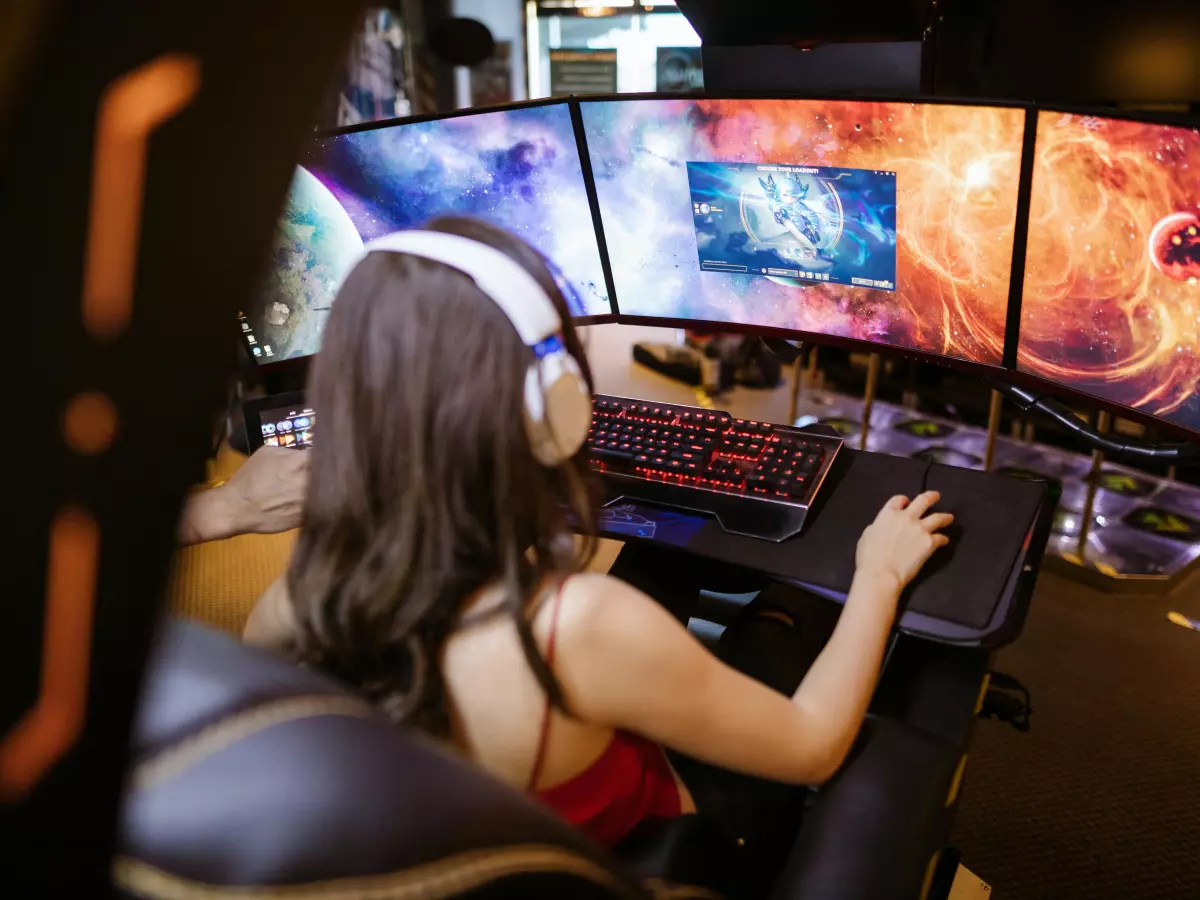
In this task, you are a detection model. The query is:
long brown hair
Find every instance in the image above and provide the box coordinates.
[286,217,598,736]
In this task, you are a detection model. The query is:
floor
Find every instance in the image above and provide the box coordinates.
[579,323,1200,900]
[951,568,1200,900]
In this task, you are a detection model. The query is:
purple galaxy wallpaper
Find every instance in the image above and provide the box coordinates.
[250,103,610,362]
[581,98,1026,365]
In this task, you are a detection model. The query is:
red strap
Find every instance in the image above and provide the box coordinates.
[526,577,569,793]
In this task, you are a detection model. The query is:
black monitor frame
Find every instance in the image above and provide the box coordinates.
[246,92,1200,444]
[1008,104,1200,442]
[574,91,1037,383]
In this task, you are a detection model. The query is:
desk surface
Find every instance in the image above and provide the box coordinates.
[596,447,1050,648]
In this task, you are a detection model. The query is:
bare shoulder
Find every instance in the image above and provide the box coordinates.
[545,571,697,692]
[548,572,670,640]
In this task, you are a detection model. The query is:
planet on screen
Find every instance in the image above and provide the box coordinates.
[249,103,610,362]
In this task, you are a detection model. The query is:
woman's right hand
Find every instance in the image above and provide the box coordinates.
[855,491,954,593]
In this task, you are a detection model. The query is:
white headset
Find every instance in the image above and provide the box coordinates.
[349,230,593,467]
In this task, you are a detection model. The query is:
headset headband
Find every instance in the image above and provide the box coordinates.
[360,231,561,347]
[346,228,593,467]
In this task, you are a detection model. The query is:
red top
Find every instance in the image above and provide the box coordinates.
[526,579,684,848]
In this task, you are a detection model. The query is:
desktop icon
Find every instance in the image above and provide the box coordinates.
[280,433,296,446]
[263,345,274,356]
[293,417,311,429]
[252,346,262,357]
[264,436,279,446]
[261,423,276,435]
[277,420,294,433]
[241,322,250,332]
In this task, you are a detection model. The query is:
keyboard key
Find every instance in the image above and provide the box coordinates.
[591,448,633,465]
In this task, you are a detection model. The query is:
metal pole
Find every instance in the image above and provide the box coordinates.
[984,389,1004,472]
[860,353,881,451]
[787,355,803,426]
[1079,410,1111,558]
[1088,410,1112,477]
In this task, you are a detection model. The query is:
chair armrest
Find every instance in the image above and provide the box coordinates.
[769,716,962,900]
[615,815,743,898]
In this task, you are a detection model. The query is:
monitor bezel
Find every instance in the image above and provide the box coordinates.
[248,93,1200,442]
[573,91,1036,380]
[252,96,620,372]
[1009,104,1200,442]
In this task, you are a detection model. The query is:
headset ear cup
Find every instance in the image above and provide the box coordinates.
[524,354,591,466]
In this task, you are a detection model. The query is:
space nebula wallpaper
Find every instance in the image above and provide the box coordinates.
[250,102,611,362]
[580,98,1026,365]
[1018,112,1200,435]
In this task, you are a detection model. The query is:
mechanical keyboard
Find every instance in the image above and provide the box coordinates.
[587,394,843,541]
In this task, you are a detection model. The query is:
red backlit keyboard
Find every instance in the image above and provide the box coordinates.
[587,395,843,541]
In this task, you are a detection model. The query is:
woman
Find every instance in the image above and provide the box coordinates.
[244,217,953,873]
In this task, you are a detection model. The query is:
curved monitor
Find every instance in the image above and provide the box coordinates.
[1018,110,1200,436]
[578,96,1028,368]
[245,100,612,365]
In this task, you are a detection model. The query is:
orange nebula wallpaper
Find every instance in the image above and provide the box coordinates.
[1019,112,1200,434]
[582,99,1026,365]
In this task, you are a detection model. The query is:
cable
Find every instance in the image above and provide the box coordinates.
[980,671,1033,733]
[989,381,1200,465]
[760,337,804,365]
[918,458,933,494]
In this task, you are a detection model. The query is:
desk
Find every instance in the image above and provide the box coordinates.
[594,446,1056,649]
[590,447,1051,900]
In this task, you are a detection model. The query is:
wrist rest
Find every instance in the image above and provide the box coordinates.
[682,449,1047,630]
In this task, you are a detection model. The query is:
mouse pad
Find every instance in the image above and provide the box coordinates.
[622,450,1046,631]
[912,464,1045,627]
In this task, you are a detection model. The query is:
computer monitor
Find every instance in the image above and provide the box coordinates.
[1018,109,1200,436]
[578,96,1028,367]
[244,100,612,365]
